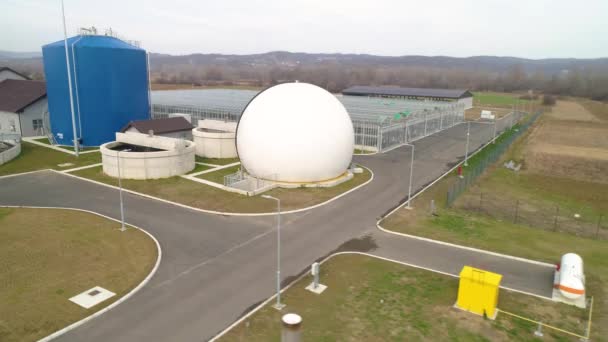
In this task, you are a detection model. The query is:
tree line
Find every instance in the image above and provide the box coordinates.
[152,63,608,100]
[5,58,608,100]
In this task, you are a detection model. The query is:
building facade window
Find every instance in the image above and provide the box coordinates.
[33,119,43,131]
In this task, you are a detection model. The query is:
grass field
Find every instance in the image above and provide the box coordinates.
[188,163,213,174]
[220,254,588,341]
[72,166,371,213]
[473,92,532,108]
[195,156,240,166]
[380,109,607,340]
[354,148,375,154]
[196,165,241,184]
[0,207,157,342]
[0,142,101,176]
[31,137,99,152]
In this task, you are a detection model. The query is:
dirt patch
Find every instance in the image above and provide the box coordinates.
[546,101,600,122]
[525,150,608,184]
[524,101,608,183]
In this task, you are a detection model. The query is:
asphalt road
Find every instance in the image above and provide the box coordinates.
[0,116,554,341]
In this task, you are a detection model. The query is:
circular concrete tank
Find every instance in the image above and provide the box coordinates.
[100,140,195,179]
[192,127,237,159]
[236,82,354,183]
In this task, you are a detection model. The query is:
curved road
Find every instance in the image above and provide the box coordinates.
[0,117,554,341]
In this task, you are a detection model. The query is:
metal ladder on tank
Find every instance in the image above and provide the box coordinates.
[42,108,57,145]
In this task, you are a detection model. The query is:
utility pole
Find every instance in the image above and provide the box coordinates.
[464,121,471,166]
[61,0,79,156]
[405,144,415,209]
[117,149,131,231]
[261,195,285,310]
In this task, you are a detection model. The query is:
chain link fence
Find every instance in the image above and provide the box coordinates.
[458,190,607,239]
[446,111,541,207]
[446,110,607,239]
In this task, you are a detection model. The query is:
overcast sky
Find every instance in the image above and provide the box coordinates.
[2,0,607,59]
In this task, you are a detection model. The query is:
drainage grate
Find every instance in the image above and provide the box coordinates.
[88,290,101,296]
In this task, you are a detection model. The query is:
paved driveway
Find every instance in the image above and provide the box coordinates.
[0,117,554,341]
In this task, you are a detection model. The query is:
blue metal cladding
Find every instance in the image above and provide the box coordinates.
[42,35,150,146]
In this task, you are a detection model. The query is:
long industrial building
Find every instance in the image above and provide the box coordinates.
[342,85,473,110]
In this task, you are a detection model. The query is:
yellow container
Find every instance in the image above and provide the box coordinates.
[456,266,502,319]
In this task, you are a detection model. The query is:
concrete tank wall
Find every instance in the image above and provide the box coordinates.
[0,142,21,165]
[100,138,195,180]
[192,128,237,159]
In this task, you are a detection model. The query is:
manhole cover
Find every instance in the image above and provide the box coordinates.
[88,290,101,296]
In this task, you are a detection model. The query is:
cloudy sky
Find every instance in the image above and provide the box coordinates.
[2,0,607,59]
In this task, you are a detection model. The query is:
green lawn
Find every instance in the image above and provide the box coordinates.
[354,148,374,154]
[473,92,532,108]
[195,156,240,166]
[31,137,99,152]
[0,142,101,176]
[196,165,241,184]
[72,166,371,213]
[188,163,213,174]
[0,207,157,342]
[380,111,606,340]
[220,254,587,341]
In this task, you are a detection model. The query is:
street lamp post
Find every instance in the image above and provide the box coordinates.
[261,195,285,310]
[117,148,131,232]
[405,144,415,209]
[464,122,471,166]
[492,117,497,144]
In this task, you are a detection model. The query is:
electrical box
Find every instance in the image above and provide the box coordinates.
[311,262,319,276]
[455,266,502,319]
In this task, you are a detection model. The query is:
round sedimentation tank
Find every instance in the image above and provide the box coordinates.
[236,82,354,183]
[42,35,150,147]
[192,120,237,159]
[100,133,195,180]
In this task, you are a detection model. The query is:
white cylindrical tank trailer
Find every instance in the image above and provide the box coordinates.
[557,253,585,299]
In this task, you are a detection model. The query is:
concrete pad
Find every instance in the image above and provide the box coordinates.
[70,286,116,309]
[305,283,327,294]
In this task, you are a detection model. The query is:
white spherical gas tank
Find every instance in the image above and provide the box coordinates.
[558,253,585,299]
[236,82,354,183]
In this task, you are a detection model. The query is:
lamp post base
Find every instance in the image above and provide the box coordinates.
[273,302,286,311]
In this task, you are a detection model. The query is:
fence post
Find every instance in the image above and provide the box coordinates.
[514,200,519,224]
[446,189,451,208]
[597,215,603,239]
[553,206,559,231]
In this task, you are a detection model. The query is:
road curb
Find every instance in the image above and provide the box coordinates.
[0,168,53,179]
[0,205,162,342]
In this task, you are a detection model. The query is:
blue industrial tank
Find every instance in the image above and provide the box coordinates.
[42,35,150,146]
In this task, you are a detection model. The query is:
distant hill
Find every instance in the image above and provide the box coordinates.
[2,49,607,75]
[149,51,608,75]
[0,50,41,60]
[2,49,608,99]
